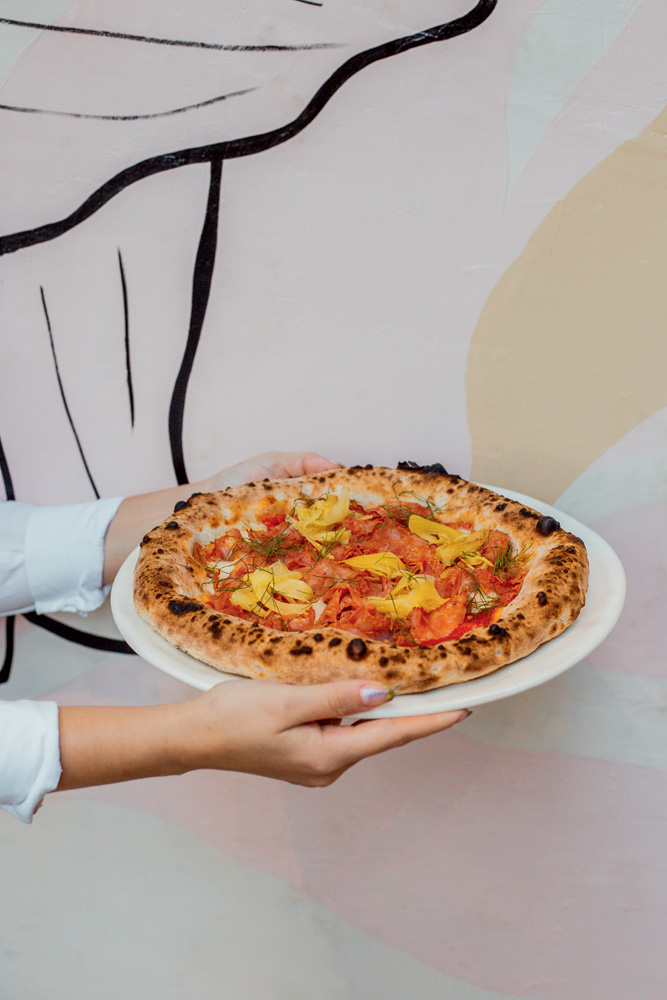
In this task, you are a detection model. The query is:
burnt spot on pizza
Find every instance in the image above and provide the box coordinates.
[168,599,204,615]
[494,503,507,511]
[516,612,525,620]
[189,492,203,500]
[290,645,313,656]
[536,515,561,535]
[165,521,180,530]
[489,624,509,637]
[263,648,274,657]
[346,638,368,661]
[397,460,449,476]
[173,500,189,513]
[384,668,399,680]
[329,637,342,648]
[379,656,389,667]
[566,546,576,554]
[141,534,151,546]
[536,591,548,606]
[519,507,539,520]
[312,633,324,642]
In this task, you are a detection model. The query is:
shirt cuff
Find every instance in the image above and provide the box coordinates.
[24,498,123,615]
[0,700,62,823]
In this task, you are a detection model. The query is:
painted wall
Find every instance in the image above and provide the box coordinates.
[1,3,665,998]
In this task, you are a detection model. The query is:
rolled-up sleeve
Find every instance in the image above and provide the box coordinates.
[0,700,62,823]
[0,498,123,616]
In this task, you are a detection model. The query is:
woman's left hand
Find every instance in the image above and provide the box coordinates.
[203,451,340,492]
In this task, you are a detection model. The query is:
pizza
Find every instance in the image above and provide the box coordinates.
[133,463,589,693]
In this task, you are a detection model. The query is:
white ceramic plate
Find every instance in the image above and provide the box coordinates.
[111,487,626,718]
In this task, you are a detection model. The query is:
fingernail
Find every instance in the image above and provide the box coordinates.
[455,709,472,723]
[360,685,395,706]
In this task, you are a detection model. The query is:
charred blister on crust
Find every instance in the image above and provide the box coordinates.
[536,515,561,536]
[346,638,368,661]
[168,599,204,615]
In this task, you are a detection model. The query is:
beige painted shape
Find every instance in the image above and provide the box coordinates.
[467,105,667,503]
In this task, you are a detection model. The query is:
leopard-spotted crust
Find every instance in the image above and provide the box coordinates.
[133,465,589,693]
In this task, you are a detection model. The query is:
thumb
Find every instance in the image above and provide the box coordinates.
[286,680,394,725]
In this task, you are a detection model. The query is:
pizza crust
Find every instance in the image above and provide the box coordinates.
[133,465,589,693]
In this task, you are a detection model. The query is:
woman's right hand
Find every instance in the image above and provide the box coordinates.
[178,678,470,787]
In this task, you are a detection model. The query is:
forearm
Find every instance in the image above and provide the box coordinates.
[102,481,209,585]
[56,702,195,790]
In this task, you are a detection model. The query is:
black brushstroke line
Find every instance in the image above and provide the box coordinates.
[292,1,323,7]
[0,434,16,683]
[118,250,134,428]
[0,0,497,258]
[22,612,134,654]
[0,87,256,122]
[41,287,100,499]
[0,433,15,501]
[0,617,15,684]
[0,0,495,668]
[0,17,341,52]
[169,158,223,484]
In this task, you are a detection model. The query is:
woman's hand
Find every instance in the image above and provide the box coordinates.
[176,679,469,786]
[57,680,469,792]
[202,451,340,493]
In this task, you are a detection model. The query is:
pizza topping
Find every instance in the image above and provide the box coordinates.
[229,561,315,618]
[367,576,445,619]
[342,551,406,578]
[198,488,531,648]
[288,488,351,547]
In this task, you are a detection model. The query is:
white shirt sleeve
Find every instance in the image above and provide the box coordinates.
[0,497,123,821]
[0,497,123,616]
[0,700,62,823]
